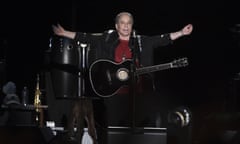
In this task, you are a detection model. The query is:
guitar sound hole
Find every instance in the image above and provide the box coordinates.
[117,68,129,81]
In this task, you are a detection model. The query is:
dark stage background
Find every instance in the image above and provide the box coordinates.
[1,0,240,144]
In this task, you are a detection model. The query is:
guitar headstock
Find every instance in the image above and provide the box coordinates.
[171,57,188,68]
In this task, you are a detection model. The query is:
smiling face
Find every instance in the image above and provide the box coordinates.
[115,12,134,40]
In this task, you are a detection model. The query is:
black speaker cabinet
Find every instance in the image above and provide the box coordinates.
[46,36,97,99]
[0,105,37,126]
[0,126,54,144]
[0,60,6,100]
[107,127,167,144]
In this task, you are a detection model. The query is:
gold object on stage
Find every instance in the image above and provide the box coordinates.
[34,74,41,111]
[34,74,43,126]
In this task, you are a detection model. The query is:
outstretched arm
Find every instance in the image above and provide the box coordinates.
[170,24,193,40]
[52,24,76,39]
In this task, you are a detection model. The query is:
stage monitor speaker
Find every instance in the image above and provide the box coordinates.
[107,127,167,144]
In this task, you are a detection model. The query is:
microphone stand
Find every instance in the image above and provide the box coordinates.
[77,42,87,98]
[67,42,97,144]
[129,30,138,132]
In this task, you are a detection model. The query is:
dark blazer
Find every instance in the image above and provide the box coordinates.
[74,30,173,67]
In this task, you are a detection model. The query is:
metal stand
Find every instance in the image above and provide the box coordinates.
[130,30,138,131]
[67,42,97,144]
[77,42,88,98]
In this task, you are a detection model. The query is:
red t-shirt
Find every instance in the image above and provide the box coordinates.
[113,40,150,95]
[115,39,132,94]
[114,39,132,63]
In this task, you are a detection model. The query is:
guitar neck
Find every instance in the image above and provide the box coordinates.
[136,62,172,75]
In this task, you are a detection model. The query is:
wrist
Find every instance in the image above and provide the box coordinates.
[180,30,184,36]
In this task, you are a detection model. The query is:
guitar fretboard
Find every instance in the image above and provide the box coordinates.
[136,63,171,75]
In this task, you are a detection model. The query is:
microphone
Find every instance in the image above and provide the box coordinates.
[132,29,136,38]
[130,29,137,52]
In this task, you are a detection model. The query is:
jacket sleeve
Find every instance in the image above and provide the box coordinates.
[74,32,87,43]
[149,33,173,48]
